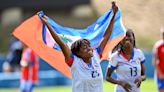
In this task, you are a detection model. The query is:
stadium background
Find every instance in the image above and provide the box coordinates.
[0,0,164,92]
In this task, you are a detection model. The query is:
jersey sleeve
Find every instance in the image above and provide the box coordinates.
[139,50,146,64]
[95,46,102,58]
[108,53,118,71]
[65,53,74,67]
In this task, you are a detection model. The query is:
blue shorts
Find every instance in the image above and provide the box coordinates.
[156,77,164,90]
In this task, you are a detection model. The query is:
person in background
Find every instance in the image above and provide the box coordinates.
[4,37,23,72]
[152,27,164,92]
[20,45,39,92]
[106,29,146,92]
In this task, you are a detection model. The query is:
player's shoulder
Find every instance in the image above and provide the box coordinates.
[133,48,143,54]
[154,40,163,48]
[134,48,143,53]
[133,48,145,57]
[110,51,120,59]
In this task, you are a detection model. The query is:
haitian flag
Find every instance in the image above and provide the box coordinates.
[12,8,126,79]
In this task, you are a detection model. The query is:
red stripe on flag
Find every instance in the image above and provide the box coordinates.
[12,15,72,79]
[101,34,124,61]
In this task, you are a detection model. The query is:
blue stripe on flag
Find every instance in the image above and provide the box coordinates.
[41,8,125,49]
[42,24,47,44]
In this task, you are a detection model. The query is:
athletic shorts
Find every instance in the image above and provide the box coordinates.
[156,77,164,90]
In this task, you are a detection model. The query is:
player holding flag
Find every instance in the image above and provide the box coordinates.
[39,2,118,92]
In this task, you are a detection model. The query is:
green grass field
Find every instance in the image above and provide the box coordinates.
[0,79,157,92]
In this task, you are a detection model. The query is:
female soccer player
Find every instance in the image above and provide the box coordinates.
[152,27,164,92]
[106,29,146,92]
[39,2,118,92]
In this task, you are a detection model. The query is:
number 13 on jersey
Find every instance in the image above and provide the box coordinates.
[130,67,137,77]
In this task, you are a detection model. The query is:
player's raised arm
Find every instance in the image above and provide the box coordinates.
[40,16,71,61]
[99,2,118,52]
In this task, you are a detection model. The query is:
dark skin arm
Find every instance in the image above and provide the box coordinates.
[99,2,118,52]
[134,63,146,87]
[39,2,118,61]
[106,68,132,92]
[40,16,71,62]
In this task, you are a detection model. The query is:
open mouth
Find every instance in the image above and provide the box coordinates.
[125,39,131,44]
[124,39,132,47]
[88,50,92,54]
[87,49,93,55]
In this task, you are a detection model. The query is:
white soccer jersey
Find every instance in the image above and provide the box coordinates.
[71,49,103,92]
[108,48,145,92]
